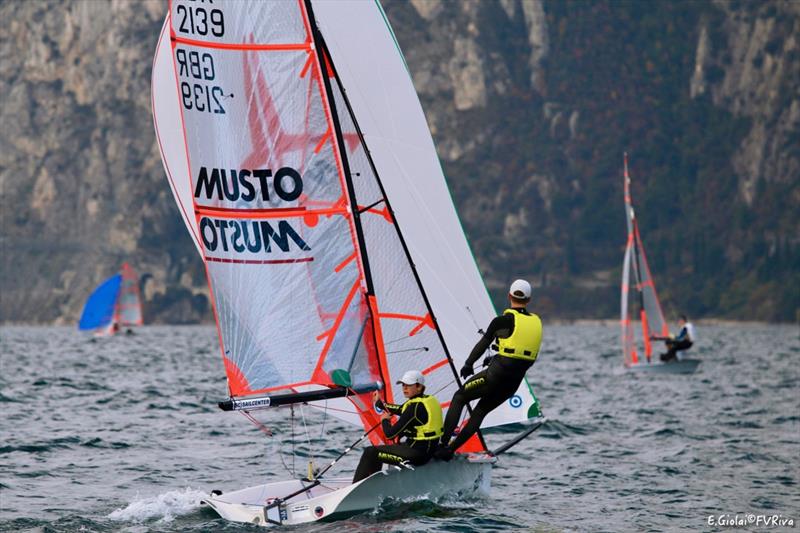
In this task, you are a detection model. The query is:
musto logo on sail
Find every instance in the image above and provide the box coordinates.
[195,166,312,262]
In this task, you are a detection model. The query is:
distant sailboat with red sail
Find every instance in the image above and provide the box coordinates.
[620,155,699,374]
[78,263,143,336]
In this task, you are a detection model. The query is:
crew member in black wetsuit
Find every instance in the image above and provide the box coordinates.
[352,370,443,482]
[435,279,542,461]
[657,314,695,362]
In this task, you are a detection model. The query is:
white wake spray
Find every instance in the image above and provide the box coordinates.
[108,487,207,523]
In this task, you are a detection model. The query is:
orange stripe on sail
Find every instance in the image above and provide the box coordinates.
[421,359,449,375]
[300,52,314,78]
[171,35,310,52]
[314,128,331,154]
[368,295,393,405]
[378,312,435,336]
[334,251,357,273]
[641,309,652,360]
[313,280,360,370]
[195,205,347,220]
[408,314,434,336]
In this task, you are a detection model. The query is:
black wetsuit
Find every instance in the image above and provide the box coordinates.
[661,325,693,362]
[440,308,535,452]
[352,395,438,482]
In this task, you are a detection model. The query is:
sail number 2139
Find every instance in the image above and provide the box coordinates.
[176,3,224,37]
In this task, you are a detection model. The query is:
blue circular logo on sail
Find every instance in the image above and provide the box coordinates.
[508,395,523,408]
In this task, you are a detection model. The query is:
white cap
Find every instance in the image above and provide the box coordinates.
[396,370,425,386]
[509,279,532,299]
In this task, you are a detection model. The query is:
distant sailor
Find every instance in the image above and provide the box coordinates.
[435,279,542,461]
[658,314,695,362]
[352,370,443,483]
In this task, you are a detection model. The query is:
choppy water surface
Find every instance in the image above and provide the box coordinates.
[1,324,798,532]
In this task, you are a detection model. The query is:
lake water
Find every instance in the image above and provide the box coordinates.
[1,324,798,532]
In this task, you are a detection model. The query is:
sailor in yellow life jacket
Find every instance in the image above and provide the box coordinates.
[435,279,542,461]
[353,370,443,482]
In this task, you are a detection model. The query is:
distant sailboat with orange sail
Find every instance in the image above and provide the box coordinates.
[620,155,699,374]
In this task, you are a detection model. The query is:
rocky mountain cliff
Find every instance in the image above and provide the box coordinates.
[1,0,797,324]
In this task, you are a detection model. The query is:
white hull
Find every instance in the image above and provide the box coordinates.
[626,358,700,374]
[202,455,493,526]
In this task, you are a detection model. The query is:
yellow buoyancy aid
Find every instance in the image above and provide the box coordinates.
[496,308,542,362]
[400,394,443,441]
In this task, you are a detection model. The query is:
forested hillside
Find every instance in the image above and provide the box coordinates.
[1,0,797,323]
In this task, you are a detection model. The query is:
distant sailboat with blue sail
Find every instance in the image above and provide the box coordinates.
[78,263,143,336]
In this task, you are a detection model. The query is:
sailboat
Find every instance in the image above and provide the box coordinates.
[78,263,143,336]
[621,154,699,374]
[152,0,543,526]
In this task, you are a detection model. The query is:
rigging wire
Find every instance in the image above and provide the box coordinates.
[290,405,296,477]
[239,410,295,479]
[431,379,455,397]
[319,400,328,442]
[307,403,359,415]
[299,404,316,467]
[275,427,294,479]
[384,346,429,355]
[465,305,486,335]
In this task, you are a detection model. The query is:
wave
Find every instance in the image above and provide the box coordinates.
[0,436,81,455]
[80,437,131,449]
[107,487,207,523]
[538,419,590,438]
[0,392,20,403]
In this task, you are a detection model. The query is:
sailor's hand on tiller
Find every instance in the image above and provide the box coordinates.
[380,411,392,421]
[460,364,474,379]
